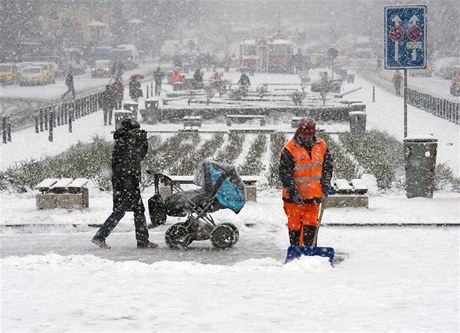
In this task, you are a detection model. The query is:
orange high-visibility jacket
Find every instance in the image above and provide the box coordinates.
[282,138,327,200]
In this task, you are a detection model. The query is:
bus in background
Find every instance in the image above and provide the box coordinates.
[113,44,139,70]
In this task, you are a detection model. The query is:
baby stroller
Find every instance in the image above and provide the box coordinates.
[147,160,246,249]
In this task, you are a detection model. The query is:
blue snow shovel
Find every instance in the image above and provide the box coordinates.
[285,197,335,265]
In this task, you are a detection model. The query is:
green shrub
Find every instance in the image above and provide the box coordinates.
[317,132,359,181]
[238,133,267,175]
[266,132,287,188]
[216,132,245,164]
[339,130,404,188]
[0,136,113,192]
[435,163,460,192]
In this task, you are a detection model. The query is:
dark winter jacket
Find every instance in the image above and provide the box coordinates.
[99,88,116,110]
[65,73,74,87]
[279,131,334,204]
[237,73,250,86]
[111,81,124,101]
[129,80,143,100]
[153,69,165,83]
[111,127,148,212]
[193,69,203,82]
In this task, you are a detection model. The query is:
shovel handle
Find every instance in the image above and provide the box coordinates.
[312,197,327,247]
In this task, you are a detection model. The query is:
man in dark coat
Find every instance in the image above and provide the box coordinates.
[193,68,203,89]
[111,78,124,109]
[61,70,75,99]
[99,85,116,126]
[153,66,165,96]
[129,78,143,102]
[92,119,157,249]
[237,72,251,86]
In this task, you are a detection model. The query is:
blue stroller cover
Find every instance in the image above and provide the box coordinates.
[194,160,246,213]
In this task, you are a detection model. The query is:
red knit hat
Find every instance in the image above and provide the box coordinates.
[298,117,316,134]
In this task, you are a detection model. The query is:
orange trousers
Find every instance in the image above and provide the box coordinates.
[283,202,320,231]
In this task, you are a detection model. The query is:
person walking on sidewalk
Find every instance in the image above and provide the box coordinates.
[392,70,403,96]
[61,70,75,100]
[279,117,334,247]
[153,66,165,96]
[99,85,116,126]
[92,119,158,249]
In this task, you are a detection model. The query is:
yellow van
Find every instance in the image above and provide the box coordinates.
[33,62,56,84]
[17,65,50,86]
[0,63,17,85]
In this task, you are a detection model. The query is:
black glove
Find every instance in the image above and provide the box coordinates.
[139,129,147,139]
[291,193,303,204]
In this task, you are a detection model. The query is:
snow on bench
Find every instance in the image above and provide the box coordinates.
[328,178,369,208]
[35,178,89,210]
[182,116,202,128]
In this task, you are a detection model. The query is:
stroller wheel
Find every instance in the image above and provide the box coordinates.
[210,224,239,249]
[165,222,193,249]
[221,223,239,243]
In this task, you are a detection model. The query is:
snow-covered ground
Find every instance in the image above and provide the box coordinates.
[1,64,459,332]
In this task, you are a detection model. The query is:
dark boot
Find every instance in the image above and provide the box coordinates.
[302,225,318,247]
[289,229,301,246]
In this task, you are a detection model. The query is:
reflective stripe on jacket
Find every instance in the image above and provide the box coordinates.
[282,138,327,200]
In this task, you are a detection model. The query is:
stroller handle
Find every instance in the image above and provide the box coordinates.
[146,171,174,185]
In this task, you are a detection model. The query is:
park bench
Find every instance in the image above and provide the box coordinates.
[162,97,183,105]
[327,178,369,208]
[158,175,259,202]
[226,114,266,126]
[182,116,202,128]
[291,117,302,128]
[35,178,89,210]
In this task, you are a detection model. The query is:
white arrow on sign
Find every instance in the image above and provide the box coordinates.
[409,15,419,61]
[392,15,402,61]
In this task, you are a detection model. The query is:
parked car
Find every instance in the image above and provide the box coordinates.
[0,63,17,85]
[90,60,112,78]
[434,57,460,80]
[409,64,433,77]
[17,65,50,86]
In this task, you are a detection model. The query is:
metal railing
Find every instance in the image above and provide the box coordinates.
[406,88,459,124]
[33,92,103,142]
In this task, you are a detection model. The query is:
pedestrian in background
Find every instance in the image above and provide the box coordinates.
[92,119,157,249]
[279,117,334,247]
[153,66,165,96]
[129,76,143,102]
[111,78,124,109]
[99,85,116,126]
[392,70,403,96]
[61,69,75,100]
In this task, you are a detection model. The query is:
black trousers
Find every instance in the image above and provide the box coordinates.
[95,210,149,246]
[155,81,162,96]
[289,225,317,247]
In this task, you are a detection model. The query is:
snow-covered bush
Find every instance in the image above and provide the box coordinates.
[238,133,267,175]
[339,130,404,188]
[215,132,245,164]
[266,132,287,188]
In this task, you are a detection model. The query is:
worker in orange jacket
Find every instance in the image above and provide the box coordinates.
[279,117,334,246]
[171,70,184,84]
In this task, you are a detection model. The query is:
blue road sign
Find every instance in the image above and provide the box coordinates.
[384,5,427,69]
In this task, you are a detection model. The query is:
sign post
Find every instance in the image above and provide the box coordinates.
[384,5,427,138]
